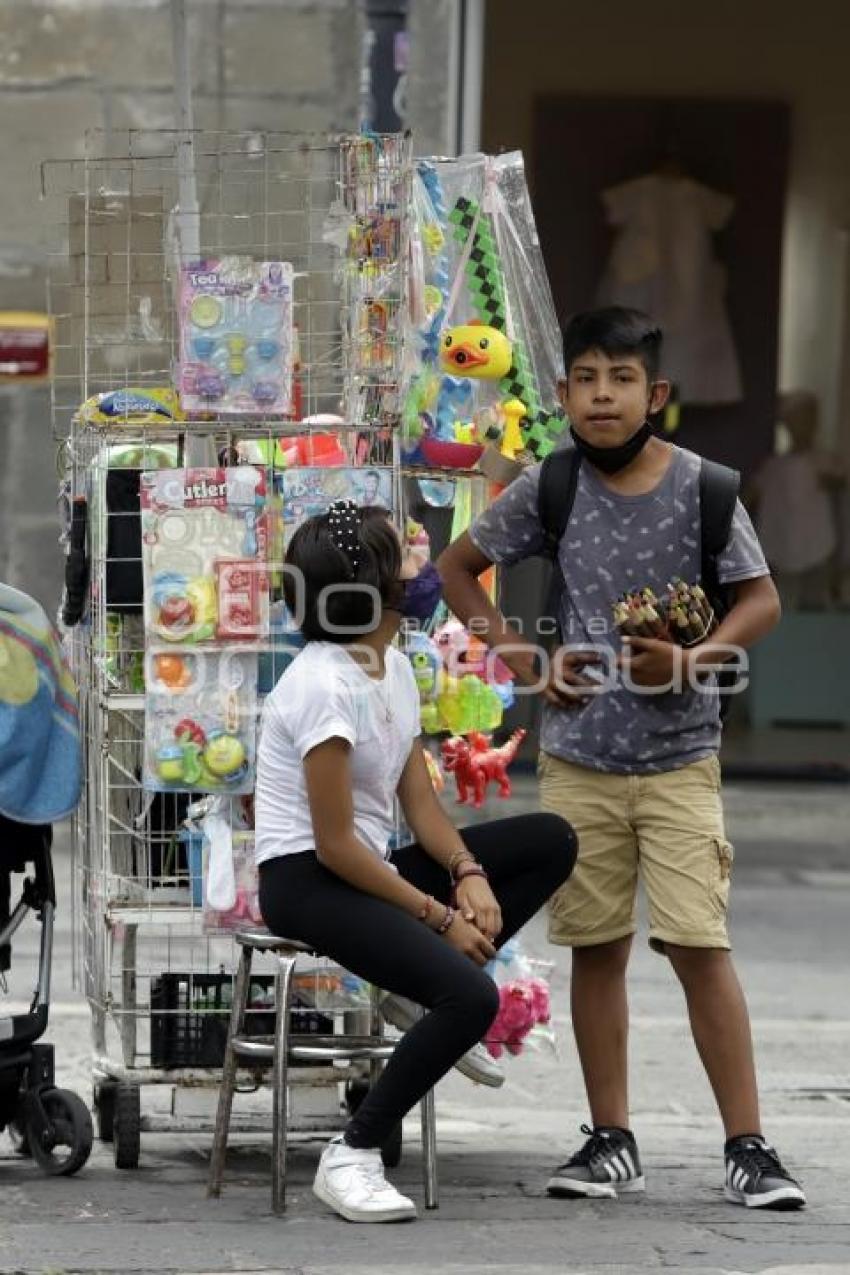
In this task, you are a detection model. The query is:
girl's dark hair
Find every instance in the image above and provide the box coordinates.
[283,505,402,643]
[562,307,663,383]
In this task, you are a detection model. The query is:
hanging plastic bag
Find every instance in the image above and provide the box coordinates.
[483,934,557,1060]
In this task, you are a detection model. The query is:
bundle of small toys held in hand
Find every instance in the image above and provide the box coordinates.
[613,580,717,648]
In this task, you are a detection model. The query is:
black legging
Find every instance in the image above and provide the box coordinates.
[259,812,576,1148]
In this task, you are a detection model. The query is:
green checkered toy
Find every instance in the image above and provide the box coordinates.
[449,197,565,459]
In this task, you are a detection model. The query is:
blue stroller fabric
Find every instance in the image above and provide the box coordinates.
[0,584,82,825]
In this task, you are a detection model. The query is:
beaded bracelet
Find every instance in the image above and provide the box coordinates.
[417,894,435,924]
[450,866,488,909]
[454,864,488,884]
[447,848,475,876]
[436,904,456,935]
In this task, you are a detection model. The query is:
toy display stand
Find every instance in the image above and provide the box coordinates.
[41,129,548,1161]
[43,129,413,1166]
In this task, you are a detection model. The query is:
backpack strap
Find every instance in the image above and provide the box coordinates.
[538,447,582,560]
[538,448,582,641]
[698,457,740,607]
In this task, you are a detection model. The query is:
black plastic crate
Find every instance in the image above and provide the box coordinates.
[149,972,334,1069]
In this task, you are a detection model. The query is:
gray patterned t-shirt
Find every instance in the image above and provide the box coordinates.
[469,445,769,774]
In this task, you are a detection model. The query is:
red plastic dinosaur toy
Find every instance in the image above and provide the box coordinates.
[440,728,527,808]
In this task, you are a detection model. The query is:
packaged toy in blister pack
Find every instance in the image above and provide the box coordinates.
[324,204,400,383]
[144,648,258,795]
[328,135,407,428]
[140,466,268,646]
[177,258,294,416]
[79,387,185,429]
[277,465,395,545]
[403,152,566,477]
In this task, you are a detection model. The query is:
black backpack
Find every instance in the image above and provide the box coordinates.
[537,448,741,712]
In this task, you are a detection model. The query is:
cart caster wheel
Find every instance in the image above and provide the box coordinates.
[380,1121,403,1169]
[27,1088,93,1177]
[113,1081,141,1170]
[94,1080,118,1143]
[7,1116,31,1157]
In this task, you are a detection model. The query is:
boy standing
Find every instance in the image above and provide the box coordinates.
[437,307,805,1209]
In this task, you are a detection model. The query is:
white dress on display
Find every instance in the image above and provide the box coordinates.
[754,451,836,576]
[596,173,743,405]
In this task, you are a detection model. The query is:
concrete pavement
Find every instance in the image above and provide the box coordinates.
[1,779,849,1273]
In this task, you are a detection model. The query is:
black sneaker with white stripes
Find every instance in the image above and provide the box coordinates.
[724,1135,806,1210]
[547,1124,645,1199]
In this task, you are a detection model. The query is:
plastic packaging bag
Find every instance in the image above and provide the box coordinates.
[140,465,269,647]
[177,258,294,416]
[402,151,566,472]
[201,831,263,932]
[483,934,557,1060]
[144,648,258,795]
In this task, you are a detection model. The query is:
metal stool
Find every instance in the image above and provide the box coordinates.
[207,929,438,1213]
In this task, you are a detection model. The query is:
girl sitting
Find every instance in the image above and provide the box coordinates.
[255,500,577,1223]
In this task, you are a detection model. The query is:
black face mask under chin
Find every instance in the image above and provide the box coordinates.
[569,420,653,474]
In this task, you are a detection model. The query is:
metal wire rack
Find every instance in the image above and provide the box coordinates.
[42,129,413,440]
[44,129,420,1165]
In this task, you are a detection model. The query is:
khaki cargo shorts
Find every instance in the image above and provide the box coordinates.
[538,752,733,952]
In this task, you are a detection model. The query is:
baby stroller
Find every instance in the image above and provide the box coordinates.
[0,583,92,1174]
[0,815,92,1173]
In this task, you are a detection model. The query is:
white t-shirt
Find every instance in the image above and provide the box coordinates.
[254,642,420,866]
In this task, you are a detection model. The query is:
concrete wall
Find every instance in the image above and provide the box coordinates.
[481,0,850,457]
[0,0,364,308]
[406,0,455,156]
[0,0,459,611]
[0,0,458,613]
[0,0,366,610]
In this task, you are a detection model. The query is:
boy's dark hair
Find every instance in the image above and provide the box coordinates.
[562,307,663,384]
[283,505,402,643]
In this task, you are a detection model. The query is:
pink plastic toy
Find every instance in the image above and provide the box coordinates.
[434,618,513,682]
[218,886,264,927]
[485,977,551,1059]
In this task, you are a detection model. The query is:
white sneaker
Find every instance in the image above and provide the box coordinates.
[380,992,505,1088]
[313,1137,417,1223]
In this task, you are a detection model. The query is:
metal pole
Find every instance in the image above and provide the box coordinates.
[363,1,410,132]
[171,0,215,467]
[459,0,485,155]
[171,0,200,262]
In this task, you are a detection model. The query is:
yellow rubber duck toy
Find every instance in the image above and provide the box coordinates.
[500,399,527,460]
[440,321,513,380]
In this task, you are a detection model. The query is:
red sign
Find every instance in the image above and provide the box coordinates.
[0,313,51,382]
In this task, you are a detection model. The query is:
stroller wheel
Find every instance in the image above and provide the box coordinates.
[113,1081,141,1170]
[27,1088,93,1177]
[7,1116,32,1157]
